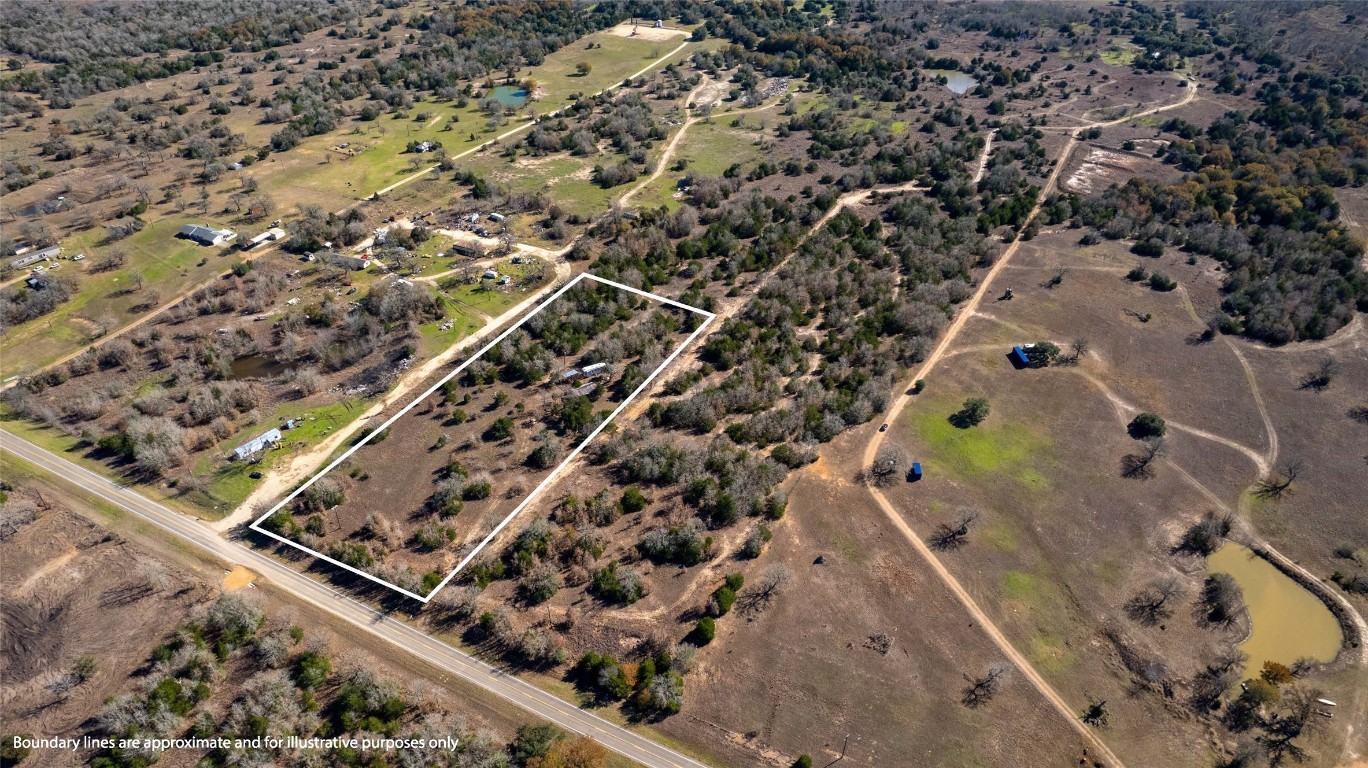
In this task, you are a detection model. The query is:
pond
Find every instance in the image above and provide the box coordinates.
[1207,543,1342,679]
[228,354,289,381]
[923,69,979,95]
[490,85,528,108]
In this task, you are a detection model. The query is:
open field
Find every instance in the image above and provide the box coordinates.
[1,216,245,378]
[650,437,1093,767]
[877,230,1368,767]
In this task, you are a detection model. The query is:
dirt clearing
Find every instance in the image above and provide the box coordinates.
[606,22,689,41]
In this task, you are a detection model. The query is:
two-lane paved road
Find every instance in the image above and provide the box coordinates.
[0,432,709,768]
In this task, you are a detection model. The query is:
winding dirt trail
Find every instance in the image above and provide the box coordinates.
[373,39,694,201]
[855,78,1205,768]
[618,75,793,210]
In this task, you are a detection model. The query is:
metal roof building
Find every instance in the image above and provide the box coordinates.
[232,428,282,461]
[179,224,237,246]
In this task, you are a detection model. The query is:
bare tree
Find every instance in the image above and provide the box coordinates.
[1177,511,1232,555]
[1081,695,1110,728]
[1190,648,1247,711]
[869,445,907,487]
[1256,458,1304,500]
[1202,573,1245,626]
[1121,437,1166,479]
[430,584,480,621]
[1042,267,1068,289]
[1067,337,1090,364]
[1298,356,1341,391]
[1262,686,1324,765]
[930,509,980,550]
[961,662,1013,707]
[137,560,171,592]
[739,564,792,614]
[1124,576,1184,625]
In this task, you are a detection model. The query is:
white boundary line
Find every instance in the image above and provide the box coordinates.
[248,272,715,602]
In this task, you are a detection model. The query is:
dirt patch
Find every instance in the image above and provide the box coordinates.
[605,22,688,42]
[17,546,78,594]
[0,493,212,739]
[221,565,256,590]
[1062,142,1173,195]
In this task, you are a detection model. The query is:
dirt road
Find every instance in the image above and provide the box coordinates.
[216,256,573,531]
[855,80,1203,768]
[372,39,695,202]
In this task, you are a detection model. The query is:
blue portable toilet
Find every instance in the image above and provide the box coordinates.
[910,461,923,481]
[1010,345,1030,368]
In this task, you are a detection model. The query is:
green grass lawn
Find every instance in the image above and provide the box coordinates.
[530,30,680,109]
[255,30,684,215]
[1100,45,1138,66]
[185,399,366,517]
[418,299,484,359]
[436,256,547,316]
[460,153,615,220]
[1,215,243,378]
[630,117,770,211]
[901,395,1057,489]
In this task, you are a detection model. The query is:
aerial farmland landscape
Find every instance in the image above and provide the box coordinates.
[1,2,1366,767]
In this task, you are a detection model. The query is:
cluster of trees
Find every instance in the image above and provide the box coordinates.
[1074,32,1368,343]
[81,589,585,768]
[2,258,443,483]
[572,642,691,717]
[257,0,632,151]
[1,0,370,102]
[0,272,78,330]
[519,88,677,189]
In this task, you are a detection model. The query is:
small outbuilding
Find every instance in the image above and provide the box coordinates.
[909,462,923,481]
[244,227,286,249]
[1009,345,1030,368]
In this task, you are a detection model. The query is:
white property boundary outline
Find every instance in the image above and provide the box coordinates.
[249,272,716,602]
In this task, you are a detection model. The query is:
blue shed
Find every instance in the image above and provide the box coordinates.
[910,462,923,481]
[1010,345,1030,367]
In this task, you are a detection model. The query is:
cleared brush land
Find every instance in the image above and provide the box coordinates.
[254,274,709,599]
[0,468,623,768]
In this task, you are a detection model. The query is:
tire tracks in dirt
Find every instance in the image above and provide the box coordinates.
[857,80,1204,768]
